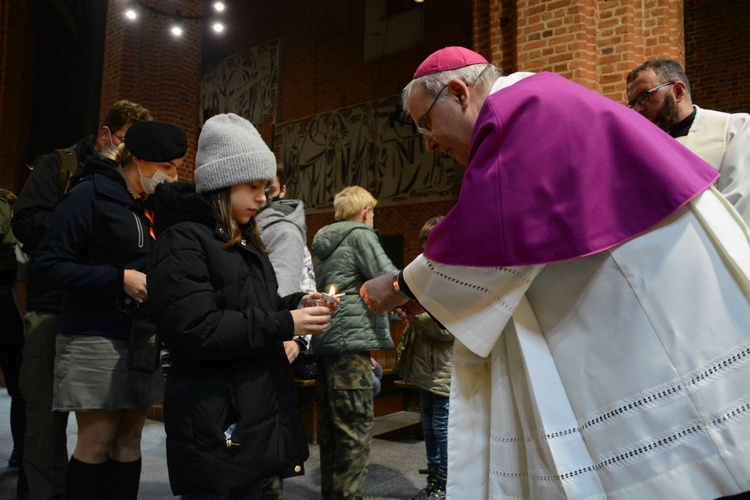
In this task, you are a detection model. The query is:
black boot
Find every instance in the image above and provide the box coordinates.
[411,469,436,500]
[105,456,142,500]
[429,472,447,499]
[66,456,107,499]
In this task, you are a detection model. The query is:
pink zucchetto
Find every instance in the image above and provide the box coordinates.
[413,46,489,79]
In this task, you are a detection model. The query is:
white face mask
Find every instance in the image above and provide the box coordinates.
[102,129,119,155]
[138,165,175,195]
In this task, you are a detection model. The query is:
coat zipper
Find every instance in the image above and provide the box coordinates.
[131,210,144,248]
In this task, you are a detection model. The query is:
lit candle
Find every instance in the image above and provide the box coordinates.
[322,286,336,303]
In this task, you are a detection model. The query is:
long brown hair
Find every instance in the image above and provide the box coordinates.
[202,187,265,250]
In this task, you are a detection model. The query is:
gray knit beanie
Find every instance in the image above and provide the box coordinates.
[194,113,276,193]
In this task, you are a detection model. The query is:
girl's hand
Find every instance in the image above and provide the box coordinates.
[123,269,148,303]
[290,306,332,337]
[284,340,302,363]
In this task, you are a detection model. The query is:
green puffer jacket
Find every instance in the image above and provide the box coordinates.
[394,313,454,397]
[311,221,398,356]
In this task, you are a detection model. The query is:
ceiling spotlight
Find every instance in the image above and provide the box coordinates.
[171,10,183,36]
[125,0,137,19]
[123,3,226,38]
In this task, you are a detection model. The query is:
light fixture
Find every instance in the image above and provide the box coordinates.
[124,1,227,37]
[171,11,183,37]
[124,0,137,19]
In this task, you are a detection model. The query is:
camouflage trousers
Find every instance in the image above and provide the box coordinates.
[316,352,374,500]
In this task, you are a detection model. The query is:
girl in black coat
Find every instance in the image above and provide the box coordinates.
[147,114,335,499]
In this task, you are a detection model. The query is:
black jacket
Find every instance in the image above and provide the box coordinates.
[12,136,97,313]
[146,182,308,495]
[32,156,151,341]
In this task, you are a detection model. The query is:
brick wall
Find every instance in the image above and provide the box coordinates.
[290,0,472,261]
[0,0,37,193]
[101,0,204,181]
[684,0,750,113]
[204,0,472,128]
[502,0,683,101]
[474,0,517,75]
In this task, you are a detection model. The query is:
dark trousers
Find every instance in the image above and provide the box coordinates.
[0,285,28,498]
[19,311,69,500]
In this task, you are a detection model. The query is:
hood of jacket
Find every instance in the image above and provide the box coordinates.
[256,199,307,238]
[312,221,374,260]
[74,156,136,208]
[80,155,125,186]
[152,181,218,238]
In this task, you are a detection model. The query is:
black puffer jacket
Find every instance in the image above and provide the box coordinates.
[146,182,308,495]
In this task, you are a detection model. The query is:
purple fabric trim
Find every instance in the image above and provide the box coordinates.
[423,72,719,267]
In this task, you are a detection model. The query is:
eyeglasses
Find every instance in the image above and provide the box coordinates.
[108,127,125,144]
[627,81,674,108]
[416,85,448,137]
[416,64,491,137]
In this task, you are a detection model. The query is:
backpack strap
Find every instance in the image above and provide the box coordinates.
[56,147,78,195]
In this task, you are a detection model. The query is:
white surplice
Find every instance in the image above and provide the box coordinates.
[403,188,750,499]
[677,106,750,224]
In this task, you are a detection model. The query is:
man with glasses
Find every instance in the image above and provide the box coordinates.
[11,100,151,500]
[362,46,750,499]
[627,59,750,221]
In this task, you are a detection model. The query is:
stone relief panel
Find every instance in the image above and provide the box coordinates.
[274,96,464,213]
[200,39,279,126]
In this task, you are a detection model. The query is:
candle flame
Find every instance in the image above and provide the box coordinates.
[328,285,336,295]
